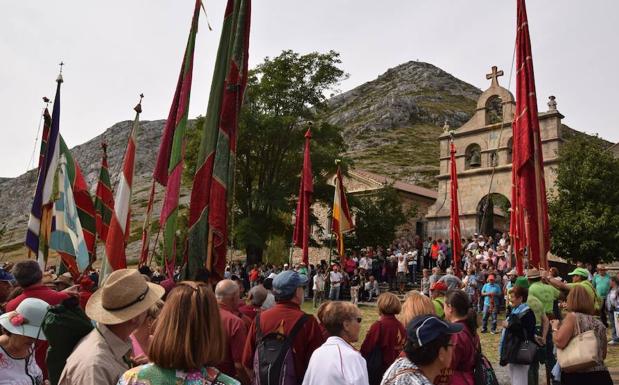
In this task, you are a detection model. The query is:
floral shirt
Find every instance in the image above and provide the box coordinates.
[117,363,240,385]
[380,357,432,385]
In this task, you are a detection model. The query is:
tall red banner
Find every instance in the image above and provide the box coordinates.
[449,141,462,276]
[510,0,550,273]
[293,129,313,265]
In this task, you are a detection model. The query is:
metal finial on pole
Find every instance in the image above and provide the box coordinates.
[57,61,64,83]
[134,93,144,113]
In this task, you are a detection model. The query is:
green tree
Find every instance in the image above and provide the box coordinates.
[233,50,348,263]
[548,136,619,264]
[350,186,409,249]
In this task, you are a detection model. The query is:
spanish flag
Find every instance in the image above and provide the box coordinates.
[332,166,354,261]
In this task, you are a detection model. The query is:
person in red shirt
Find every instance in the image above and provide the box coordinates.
[216,279,251,384]
[430,240,440,268]
[5,260,72,380]
[249,265,261,288]
[239,285,267,321]
[444,290,480,385]
[361,292,406,385]
[242,270,325,382]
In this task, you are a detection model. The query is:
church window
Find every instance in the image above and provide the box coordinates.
[507,137,513,164]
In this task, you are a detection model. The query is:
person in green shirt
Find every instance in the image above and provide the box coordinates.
[430,281,448,318]
[546,267,602,314]
[516,277,549,385]
[593,264,611,327]
[528,268,559,384]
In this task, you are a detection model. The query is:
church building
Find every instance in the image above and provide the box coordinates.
[425,66,564,240]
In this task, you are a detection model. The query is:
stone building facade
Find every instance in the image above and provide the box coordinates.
[426,67,564,240]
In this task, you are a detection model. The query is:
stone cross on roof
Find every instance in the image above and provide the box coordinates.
[486,66,504,87]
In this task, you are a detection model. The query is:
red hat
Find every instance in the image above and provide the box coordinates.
[487,274,496,282]
[430,281,448,292]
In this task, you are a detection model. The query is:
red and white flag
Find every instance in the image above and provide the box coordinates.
[104,98,142,273]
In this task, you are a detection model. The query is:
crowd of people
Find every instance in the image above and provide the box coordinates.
[0,231,617,385]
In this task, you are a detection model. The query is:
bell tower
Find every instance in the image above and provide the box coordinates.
[425,66,564,240]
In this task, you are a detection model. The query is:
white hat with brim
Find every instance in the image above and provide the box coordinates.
[86,269,164,325]
[0,298,49,340]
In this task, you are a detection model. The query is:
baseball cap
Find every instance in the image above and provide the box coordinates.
[430,281,448,292]
[406,315,463,347]
[568,267,589,278]
[514,276,530,289]
[273,270,308,298]
[0,269,15,282]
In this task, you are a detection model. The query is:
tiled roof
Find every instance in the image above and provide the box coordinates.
[350,169,438,200]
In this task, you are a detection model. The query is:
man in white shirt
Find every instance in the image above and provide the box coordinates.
[329,264,343,300]
[397,254,408,294]
[358,254,371,272]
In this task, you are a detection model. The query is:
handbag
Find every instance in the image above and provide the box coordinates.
[474,341,499,385]
[513,337,538,365]
[502,309,537,365]
[556,313,599,373]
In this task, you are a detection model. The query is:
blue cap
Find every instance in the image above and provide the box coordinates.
[406,315,463,347]
[0,268,14,282]
[273,270,308,298]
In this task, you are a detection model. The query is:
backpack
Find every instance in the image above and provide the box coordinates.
[365,324,384,385]
[41,296,94,385]
[474,341,499,385]
[253,313,308,385]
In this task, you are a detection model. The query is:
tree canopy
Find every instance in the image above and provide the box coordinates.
[350,186,410,250]
[548,136,619,264]
[182,50,349,264]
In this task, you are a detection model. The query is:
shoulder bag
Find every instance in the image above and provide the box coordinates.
[556,313,599,373]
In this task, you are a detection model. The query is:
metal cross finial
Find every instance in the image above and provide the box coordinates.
[57,61,65,83]
[486,66,504,87]
[134,93,144,113]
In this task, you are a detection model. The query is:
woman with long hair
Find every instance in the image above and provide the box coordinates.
[129,299,164,364]
[551,285,612,385]
[117,281,237,385]
[443,290,480,385]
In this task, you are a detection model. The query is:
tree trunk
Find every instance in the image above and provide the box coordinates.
[246,244,264,266]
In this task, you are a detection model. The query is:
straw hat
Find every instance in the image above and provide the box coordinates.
[86,269,164,325]
[54,272,74,287]
[0,298,49,340]
[526,268,541,279]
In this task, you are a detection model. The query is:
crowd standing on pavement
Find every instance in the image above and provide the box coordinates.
[0,231,617,385]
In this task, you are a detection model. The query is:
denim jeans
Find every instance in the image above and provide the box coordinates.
[329,285,340,300]
[313,290,324,308]
[482,303,498,331]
